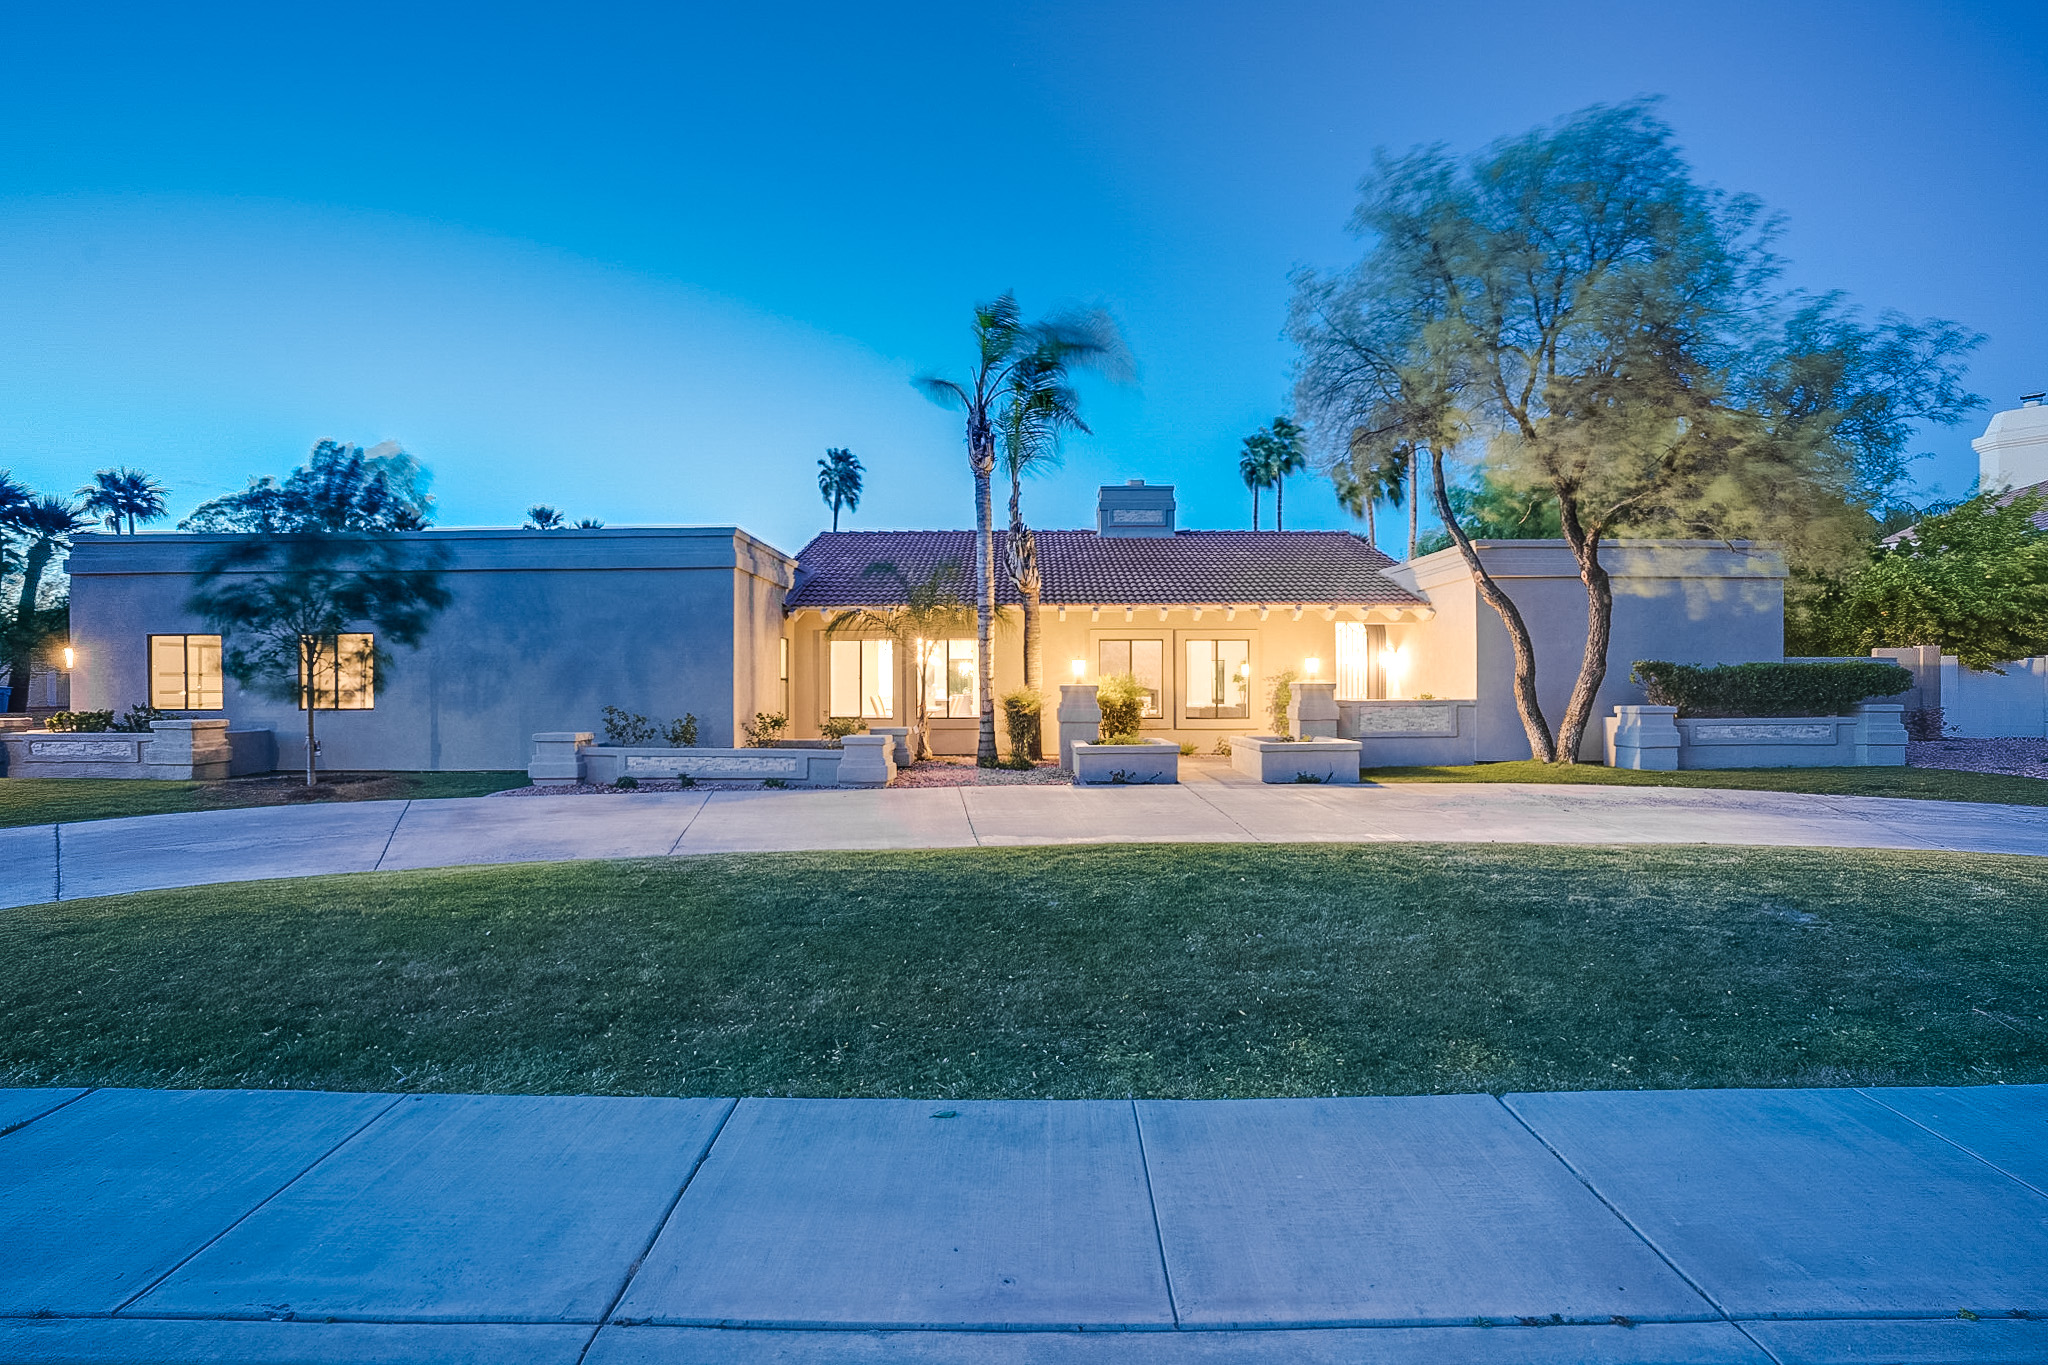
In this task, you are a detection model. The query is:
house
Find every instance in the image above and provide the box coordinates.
[55,480,1787,772]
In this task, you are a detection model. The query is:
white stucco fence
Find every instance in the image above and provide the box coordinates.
[1606,704,1908,771]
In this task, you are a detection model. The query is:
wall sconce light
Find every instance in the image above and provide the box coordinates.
[1238,661,1251,678]
[1304,656,1320,678]
[1070,658,1085,680]
[62,647,76,670]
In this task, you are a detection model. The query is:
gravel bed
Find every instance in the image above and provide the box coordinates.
[887,759,1071,787]
[1906,737,2048,779]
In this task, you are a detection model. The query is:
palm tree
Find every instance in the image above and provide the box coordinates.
[817,448,863,531]
[572,517,606,529]
[524,505,566,530]
[5,495,91,712]
[1239,442,1273,530]
[1265,416,1307,530]
[78,468,169,534]
[1332,444,1410,552]
[824,561,973,761]
[916,294,1129,765]
[1001,342,1115,735]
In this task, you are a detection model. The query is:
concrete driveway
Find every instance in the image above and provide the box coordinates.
[3,778,2047,908]
[1,1084,2043,1362]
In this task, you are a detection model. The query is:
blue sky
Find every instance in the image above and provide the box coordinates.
[2,1,2042,553]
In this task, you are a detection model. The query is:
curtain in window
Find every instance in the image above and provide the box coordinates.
[1335,622,1387,701]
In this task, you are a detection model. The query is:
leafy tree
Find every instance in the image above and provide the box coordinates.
[1238,418,1307,530]
[1792,492,2048,670]
[1291,101,1980,762]
[916,293,1130,765]
[3,495,91,712]
[823,561,973,761]
[181,440,433,533]
[78,468,169,534]
[525,505,567,530]
[1413,470,1563,554]
[817,448,864,531]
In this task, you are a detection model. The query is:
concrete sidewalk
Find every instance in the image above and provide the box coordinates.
[4,776,2048,908]
[1,1085,2044,1363]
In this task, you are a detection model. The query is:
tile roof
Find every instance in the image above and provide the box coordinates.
[785,529,1425,608]
[1880,480,2048,547]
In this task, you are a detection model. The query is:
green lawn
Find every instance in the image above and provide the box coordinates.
[3,845,2042,1099]
[0,771,530,828]
[1364,761,2048,806]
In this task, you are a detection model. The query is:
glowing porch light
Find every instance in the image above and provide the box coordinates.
[62,647,75,670]
[1304,656,1320,678]
[1383,643,1409,698]
[1070,658,1085,680]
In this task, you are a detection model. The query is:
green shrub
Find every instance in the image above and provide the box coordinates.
[675,773,697,789]
[601,706,657,746]
[664,713,699,747]
[1001,687,1042,761]
[1629,660,1913,718]
[1265,671,1298,737]
[762,777,789,789]
[613,774,639,790]
[110,704,172,733]
[1096,673,1146,743]
[1179,741,1198,756]
[742,712,788,747]
[820,716,868,743]
[45,710,115,732]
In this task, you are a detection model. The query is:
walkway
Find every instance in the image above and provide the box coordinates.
[7,777,2048,907]
[2,1084,2044,1362]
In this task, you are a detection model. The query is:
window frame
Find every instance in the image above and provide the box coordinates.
[920,638,979,720]
[827,636,896,720]
[1182,637,1252,721]
[147,634,225,711]
[1096,638,1165,718]
[297,632,376,711]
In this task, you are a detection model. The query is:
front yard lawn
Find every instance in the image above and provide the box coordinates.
[0,771,531,828]
[3,844,2041,1099]
[1363,761,2048,806]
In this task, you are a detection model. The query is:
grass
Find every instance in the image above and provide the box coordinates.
[0,771,530,828]
[1363,760,2048,806]
[3,844,2043,1099]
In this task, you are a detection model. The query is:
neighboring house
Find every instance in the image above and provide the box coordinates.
[58,480,1787,772]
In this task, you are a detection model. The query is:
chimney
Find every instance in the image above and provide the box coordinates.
[1973,393,2048,490]
[1097,479,1176,537]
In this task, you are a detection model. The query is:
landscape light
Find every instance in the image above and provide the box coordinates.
[1304,656,1320,678]
[1070,659,1085,679]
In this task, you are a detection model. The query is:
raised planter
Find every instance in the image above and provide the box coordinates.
[1338,699,1480,766]
[1071,738,1180,785]
[0,718,240,780]
[533,733,843,786]
[1605,703,1906,770]
[1229,735,1363,785]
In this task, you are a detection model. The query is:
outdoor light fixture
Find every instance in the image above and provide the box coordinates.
[1070,659,1085,679]
[1304,656,1320,678]
[62,647,75,670]
[1238,661,1251,678]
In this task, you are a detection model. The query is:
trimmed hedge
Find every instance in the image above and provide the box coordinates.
[1630,660,1912,718]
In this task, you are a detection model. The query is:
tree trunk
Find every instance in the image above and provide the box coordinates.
[302,636,319,787]
[1275,477,1284,531]
[972,456,998,768]
[5,541,53,713]
[910,640,932,762]
[1407,460,1419,560]
[1428,450,1555,762]
[1552,496,1612,766]
[1251,486,1260,531]
[1364,498,1376,549]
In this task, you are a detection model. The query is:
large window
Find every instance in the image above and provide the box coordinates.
[1097,639,1163,717]
[1183,639,1250,719]
[299,633,375,710]
[1335,621,1388,700]
[148,634,224,710]
[921,638,977,718]
[829,638,894,719]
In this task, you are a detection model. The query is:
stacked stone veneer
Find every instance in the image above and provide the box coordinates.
[1606,704,1907,770]
[1338,698,1481,766]
[531,732,847,786]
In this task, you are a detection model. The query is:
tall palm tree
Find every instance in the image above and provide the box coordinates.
[1332,443,1411,553]
[78,468,168,534]
[824,561,973,761]
[5,495,91,712]
[1239,442,1272,530]
[916,294,1129,765]
[817,448,863,531]
[524,505,566,530]
[1266,416,1307,530]
[0,471,28,579]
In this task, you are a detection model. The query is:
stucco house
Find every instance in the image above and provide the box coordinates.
[57,479,1786,772]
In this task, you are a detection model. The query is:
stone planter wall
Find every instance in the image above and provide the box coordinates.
[1337,699,1480,767]
[1605,703,1907,770]
[1229,735,1363,785]
[1071,738,1179,785]
[0,718,241,780]
[533,733,844,786]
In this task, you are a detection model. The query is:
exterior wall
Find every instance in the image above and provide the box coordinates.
[784,604,1428,757]
[64,527,794,773]
[1875,645,2048,738]
[1387,542,1788,762]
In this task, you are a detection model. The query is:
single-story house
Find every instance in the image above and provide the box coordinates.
[57,479,1787,772]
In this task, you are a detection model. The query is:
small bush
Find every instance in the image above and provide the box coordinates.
[1001,688,1042,760]
[1266,671,1297,737]
[45,710,114,732]
[1630,660,1913,718]
[111,704,172,733]
[1291,772,1328,784]
[1096,673,1146,743]
[762,777,789,789]
[820,716,868,744]
[675,773,697,789]
[1212,739,1232,758]
[742,712,788,747]
[614,774,640,790]
[664,713,699,748]
[1904,707,1948,741]
[1179,741,1198,756]
[601,706,657,746]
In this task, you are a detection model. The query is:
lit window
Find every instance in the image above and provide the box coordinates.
[1335,621,1388,700]
[148,634,223,709]
[1184,639,1250,719]
[299,633,375,710]
[1097,639,1164,717]
[920,639,978,718]
[829,638,894,719]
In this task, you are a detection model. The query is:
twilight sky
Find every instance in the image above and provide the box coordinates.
[2,1,2042,553]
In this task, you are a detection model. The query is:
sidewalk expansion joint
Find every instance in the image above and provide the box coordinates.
[370,802,412,872]
[1129,1098,1183,1328]
[1855,1087,2048,1201]
[664,792,712,856]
